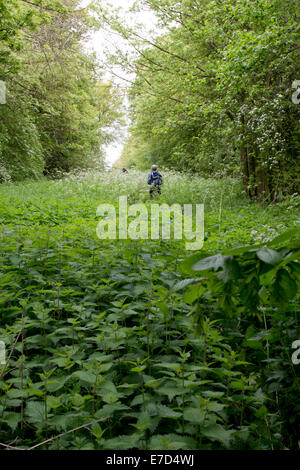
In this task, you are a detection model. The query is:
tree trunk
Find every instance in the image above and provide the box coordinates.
[240,144,250,198]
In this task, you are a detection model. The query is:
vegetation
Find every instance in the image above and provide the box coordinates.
[0,0,299,453]
[111,0,300,202]
[0,171,299,450]
[0,0,123,182]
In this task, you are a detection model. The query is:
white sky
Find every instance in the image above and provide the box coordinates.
[80,0,158,167]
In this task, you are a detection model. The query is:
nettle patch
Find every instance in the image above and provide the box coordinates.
[0,174,299,450]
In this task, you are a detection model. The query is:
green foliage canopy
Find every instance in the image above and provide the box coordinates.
[0,0,123,181]
[110,0,300,201]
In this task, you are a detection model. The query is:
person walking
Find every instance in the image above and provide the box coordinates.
[147,165,163,198]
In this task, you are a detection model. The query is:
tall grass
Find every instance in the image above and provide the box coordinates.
[0,169,297,251]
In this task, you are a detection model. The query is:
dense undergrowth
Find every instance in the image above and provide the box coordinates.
[0,170,299,450]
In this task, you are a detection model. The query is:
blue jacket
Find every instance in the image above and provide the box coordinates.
[147,170,163,185]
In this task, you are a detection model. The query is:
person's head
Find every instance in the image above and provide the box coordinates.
[151,165,157,171]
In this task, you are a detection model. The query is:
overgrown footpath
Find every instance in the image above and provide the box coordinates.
[0,170,299,450]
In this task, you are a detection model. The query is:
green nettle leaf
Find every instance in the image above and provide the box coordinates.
[183,284,205,305]
[201,424,234,448]
[257,248,283,265]
[202,391,225,399]
[172,278,205,291]
[49,414,71,431]
[290,261,300,280]
[268,228,300,248]
[157,404,182,419]
[4,412,20,431]
[46,395,63,409]
[192,254,226,272]
[179,253,212,274]
[131,411,152,431]
[47,376,69,392]
[158,301,169,315]
[130,393,151,406]
[207,402,225,413]
[101,381,118,394]
[102,393,119,404]
[255,406,268,418]
[157,385,185,402]
[275,269,298,300]
[149,434,197,450]
[130,365,146,373]
[91,423,106,440]
[102,433,142,450]
[72,371,96,384]
[155,363,181,373]
[25,401,46,423]
[144,378,163,389]
[242,339,263,351]
[95,403,129,419]
[7,389,26,399]
[183,407,206,424]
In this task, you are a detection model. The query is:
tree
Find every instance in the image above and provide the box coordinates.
[0,0,124,181]
[106,0,300,201]
[0,0,65,77]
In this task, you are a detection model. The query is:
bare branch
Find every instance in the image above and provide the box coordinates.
[27,417,107,450]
